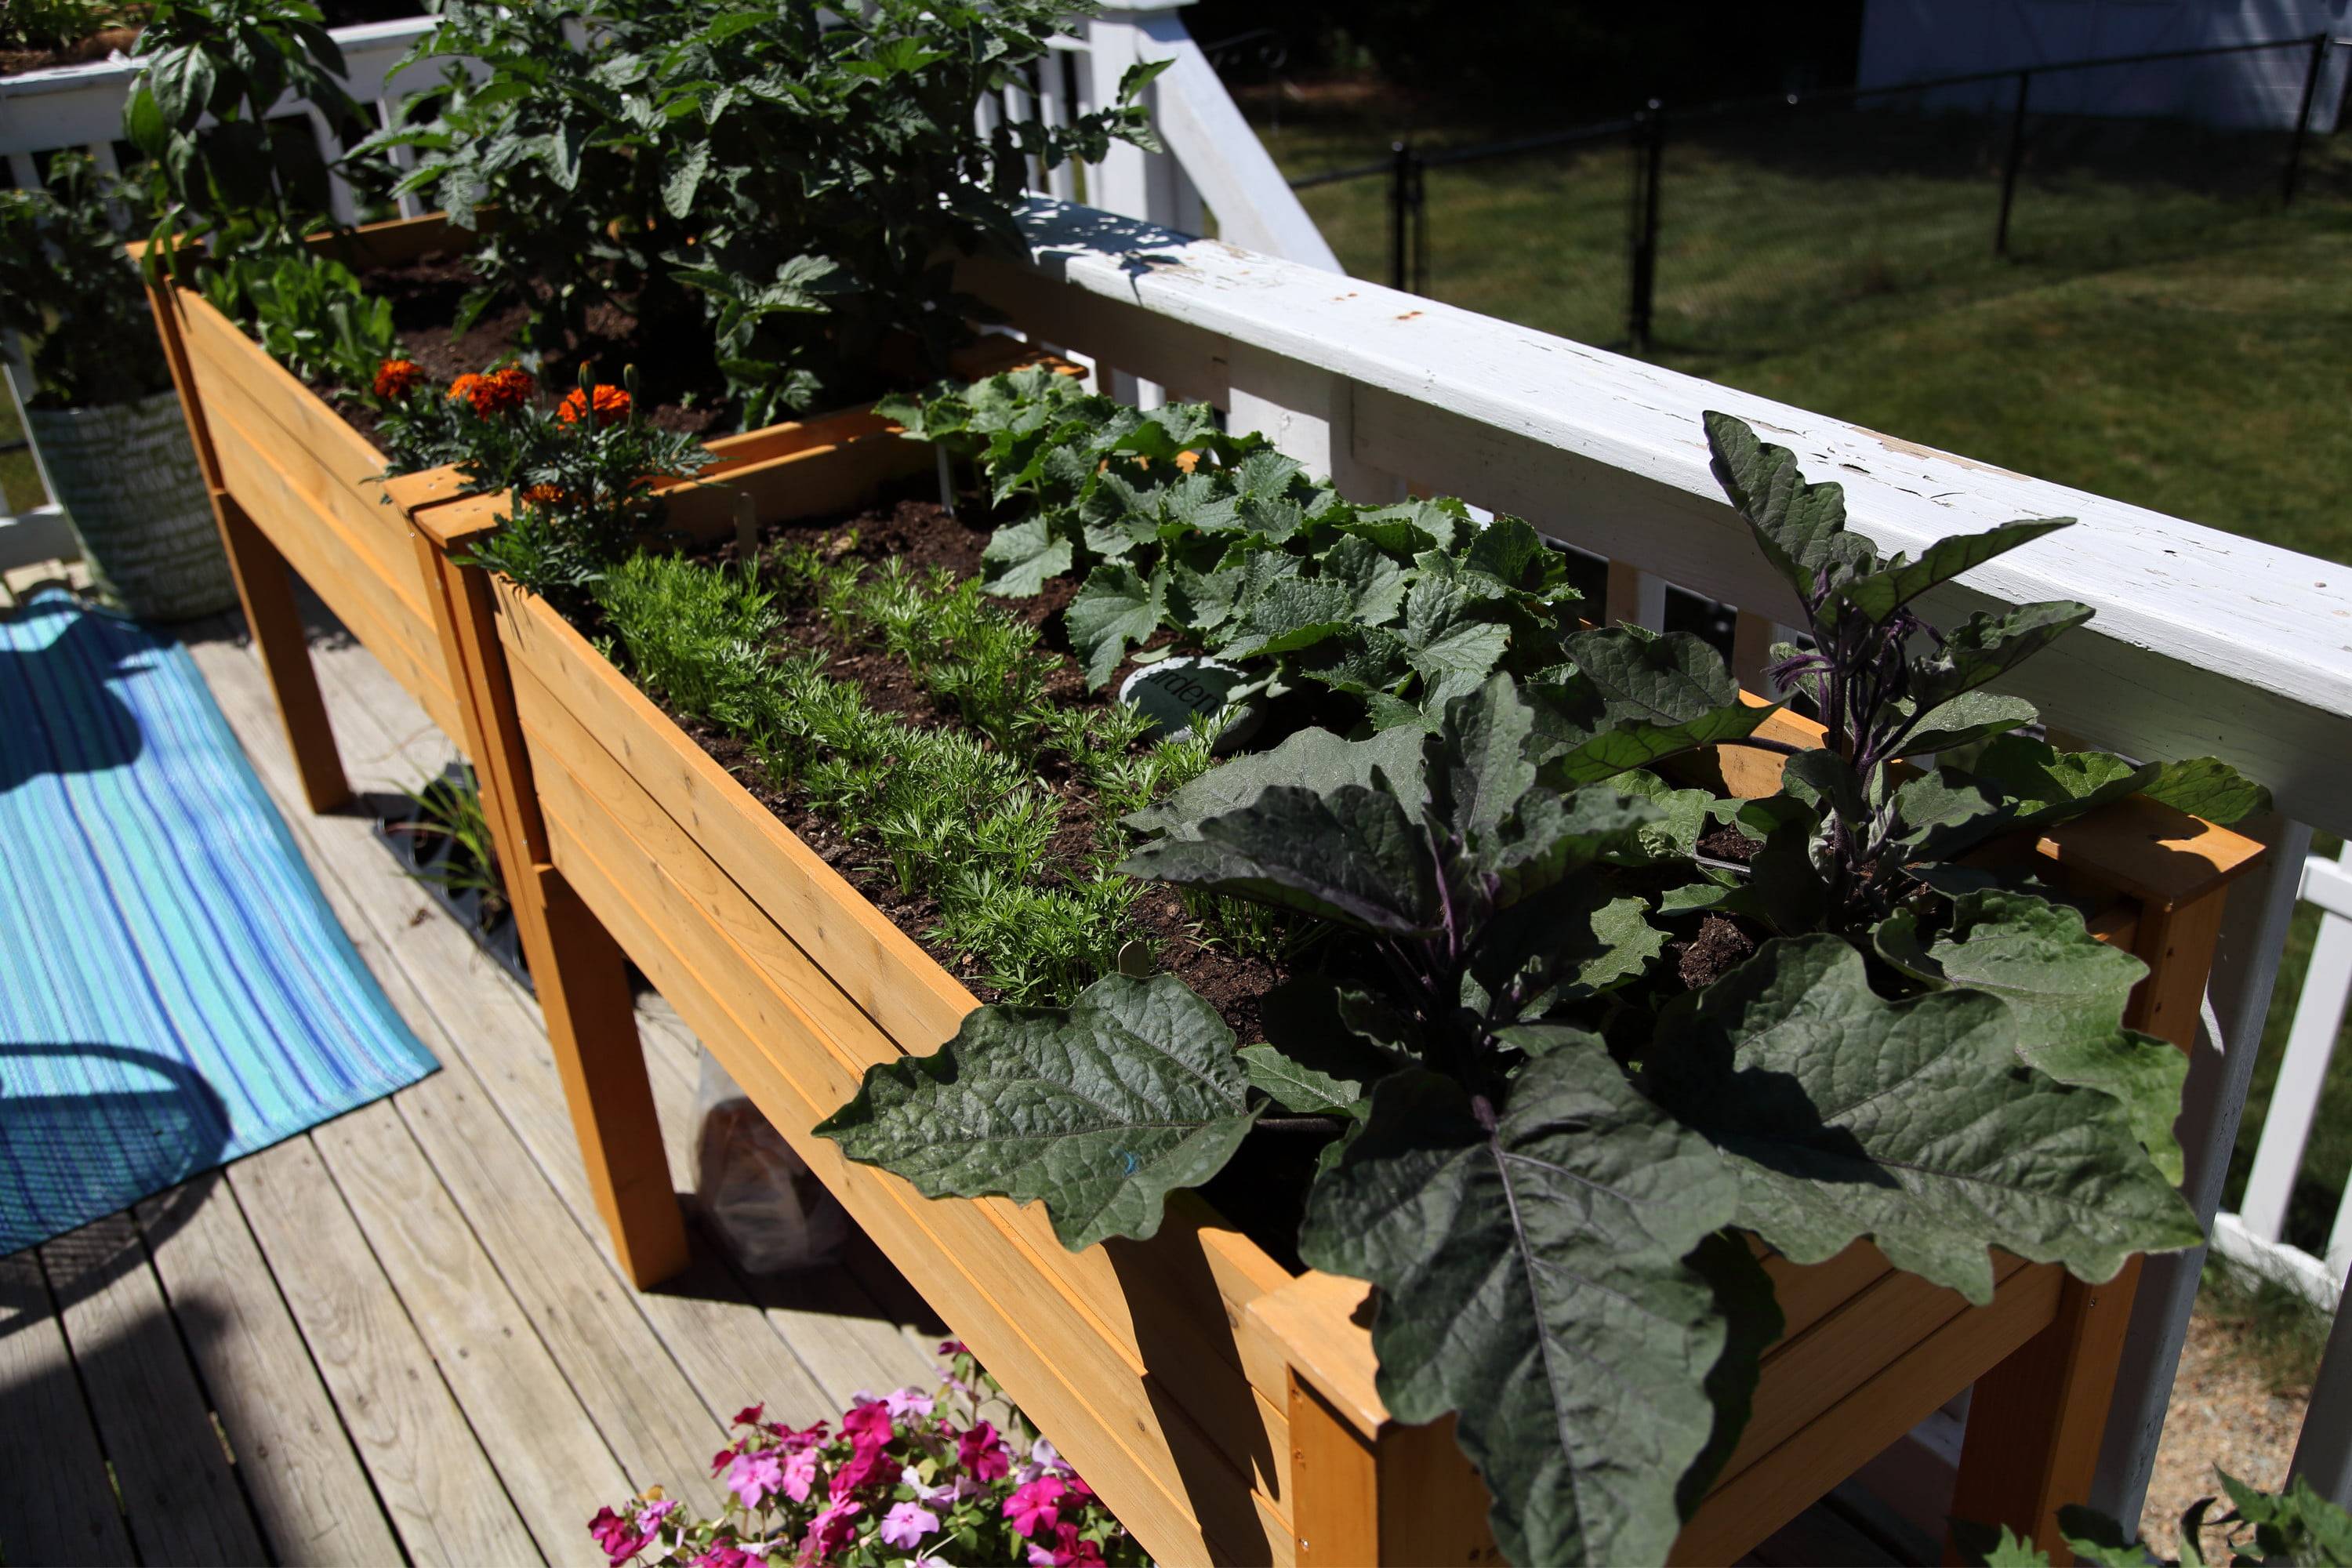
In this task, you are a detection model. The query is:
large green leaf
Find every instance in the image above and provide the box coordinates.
[1895,691,2038,757]
[1120,783,1439,934]
[815,975,1258,1250]
[1831,519,2074,626]
[979,517,1073,597]
[1896,736,2158,860]
[1875,891,2187,1182]
[1214,576,1359,661]
[2140,757,2272,826]
[1065,562,1167,688]
[1911,600,2095,710]
[1123,724,1428,839]
[1653,936,2201,1301]
[1530,627,1778,783]
[1704,412,1879,602]
[1299,1047,1758,1566]
[1400,575,1512,706]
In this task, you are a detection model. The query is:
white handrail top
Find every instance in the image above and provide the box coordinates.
[989,197,2352,834]
[0,15,433,99]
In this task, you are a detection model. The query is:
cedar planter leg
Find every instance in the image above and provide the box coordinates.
[1947,885,2231,1563]
[412,506,690,1288]
[140,261,350,812]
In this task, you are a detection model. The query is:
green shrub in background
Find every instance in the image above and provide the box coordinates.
[0,152,174,410]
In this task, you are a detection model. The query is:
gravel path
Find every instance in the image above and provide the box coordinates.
[2139,1309,2311,1552]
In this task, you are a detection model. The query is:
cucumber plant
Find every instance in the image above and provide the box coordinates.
[817,416,2267,1565]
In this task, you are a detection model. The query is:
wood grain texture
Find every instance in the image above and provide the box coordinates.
[228,1138,539,1566]
[135,1174,403,1566]
[307,1099,637,1553]
[0,1251,137,1566]
[212,493,352,811]
[42,1214,268,1566]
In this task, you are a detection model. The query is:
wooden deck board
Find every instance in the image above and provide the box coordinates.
[0,1252,138,1566]
[41,1213,270,1566]
[135,1173,405,1566]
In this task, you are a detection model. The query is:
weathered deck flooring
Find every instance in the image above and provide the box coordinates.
[0,575,940,1566]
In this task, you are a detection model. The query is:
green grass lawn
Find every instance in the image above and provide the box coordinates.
[0,388,48,517]
[1252,85,2352,1247]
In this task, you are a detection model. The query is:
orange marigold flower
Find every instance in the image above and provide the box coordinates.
[521,483,567,506]
[450,365,535,416]
[372,358,423,401]
[558,383,632,429]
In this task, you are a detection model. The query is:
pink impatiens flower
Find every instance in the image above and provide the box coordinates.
[727,1449,787,1508]
[691,1544,754,1568]
[884,1385,935,1418]
[959,1419,1011,1483]
[732,1403,766,1428]
[840,1402,893,1446]
[586,1506,648,1566]
[877,1500,940,1549]
[800,1498,862,1566]
[1004,1475,1068,1537]
[781,1444,822,1503]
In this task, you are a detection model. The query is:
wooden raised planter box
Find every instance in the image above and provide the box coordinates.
[397,426,2264,1566]
[136,209,966,812]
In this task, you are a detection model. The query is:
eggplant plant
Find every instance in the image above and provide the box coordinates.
[818,414,2267,1564]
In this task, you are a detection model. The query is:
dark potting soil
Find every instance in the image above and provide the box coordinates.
[306,252,733,447]
[671,493,1294,1049]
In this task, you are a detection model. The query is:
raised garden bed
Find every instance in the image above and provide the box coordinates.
[136,209,1025,809]
[408,416,2263,1568]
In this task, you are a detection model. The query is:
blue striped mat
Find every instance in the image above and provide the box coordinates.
[1,590,437,1254]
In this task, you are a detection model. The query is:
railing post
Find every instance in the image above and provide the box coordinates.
[2283,34,2329,206]
[1388,140,1412,293]
[2089,816,2318,1526]
[1627,100,1664,355]
[2290,1261,2352,1505]
[1995,69,2032,256]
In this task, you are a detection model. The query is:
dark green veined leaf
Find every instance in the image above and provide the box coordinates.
[1911,600,2095,709]
[1214,576,1358,661]
[1298,1048,1755,1566]
[1120,782,1439,934]
[1167,561,1245,632]
[1065,562,1167,688]
[1704,411,1879,601]
[1875,889,2187,1181]
[1342,496,1469,555]
[1546,702,1780,786]
[1466,884,1665,1012]
[1831,518,2074,625]
[1475,792,1664,910]
[2140,757,2271,826]
[1895,691,2038,757]
[661,138,713,219]
[1316,533,1414,626]
[1464,515,1572,597]
[1896,735,2156,860]
[978,517,1073,596]
[1430,672,1540,843]
[1123,723,1428,839]
[1529,626,1780,782]
[815,974,1257,1250]
[1651,935,2201,1303]
[1400,575,1511,707]
[1236,1040,1374,1116]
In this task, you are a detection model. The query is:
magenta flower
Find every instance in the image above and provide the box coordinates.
[727,1449,787,1508]
[884,1385,935,1418]
[833,1433,890,1494]
[586,1506,648,1566]
[634,1497,678,1535]
[937,1339,967,1357]
[1028,1522,1106,1567]
[782,1445,822,1503]
[710,1446,739,1478]
[691,1544,753,1568]
[877,1500,940,1549]
[959,1420,1011,1483]
[840,1402,893,1446]
[1004,1475,1068,1537]
[800,1498,862,1566]
[732,1403,766,1429]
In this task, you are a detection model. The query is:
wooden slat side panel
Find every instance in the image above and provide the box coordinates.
[659,427,936,542]
[177,297,430,615]
[519,709,1295,1519]
[204,403,461,739]
[506,649,1292,1486]
[539,784,1282,1568]
[1670,1261,2067,1567]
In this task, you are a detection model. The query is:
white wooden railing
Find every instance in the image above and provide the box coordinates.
[2215,843,2352,1310]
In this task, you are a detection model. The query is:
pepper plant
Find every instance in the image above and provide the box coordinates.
[818,416,2267,1564]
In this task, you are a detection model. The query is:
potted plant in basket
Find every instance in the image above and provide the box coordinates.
[0,151,238,619]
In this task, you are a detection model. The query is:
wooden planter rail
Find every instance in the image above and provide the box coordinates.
[386,429,2263,1568]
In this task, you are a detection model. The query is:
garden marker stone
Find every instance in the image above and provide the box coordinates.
[1118,655,1261,750]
